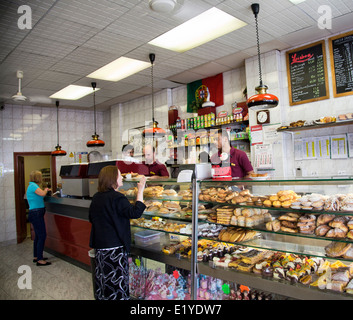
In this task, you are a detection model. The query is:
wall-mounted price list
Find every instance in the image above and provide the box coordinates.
[286,40,329,106]
[329,30,353,98]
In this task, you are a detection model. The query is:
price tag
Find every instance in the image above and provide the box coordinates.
[222,283,230,294]
[135,258,141,267]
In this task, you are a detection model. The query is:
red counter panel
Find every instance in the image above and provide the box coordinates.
[44,211,91,265]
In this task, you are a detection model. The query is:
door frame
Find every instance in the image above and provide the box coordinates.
[14,152,57,243]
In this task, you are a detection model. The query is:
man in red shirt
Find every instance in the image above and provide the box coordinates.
[142,145,169,179]
[211,130,254,178]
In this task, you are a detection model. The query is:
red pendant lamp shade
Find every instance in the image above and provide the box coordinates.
[247,3,278,109]
[86,134,105,147]
[51,100,67,157]
[143,53,166,137]
[87,82,105,147]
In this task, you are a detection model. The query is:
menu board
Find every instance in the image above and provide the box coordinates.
[286,40,329,106]
[329,30,353,98]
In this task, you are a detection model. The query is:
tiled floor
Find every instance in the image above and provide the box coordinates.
[0,238,94,300]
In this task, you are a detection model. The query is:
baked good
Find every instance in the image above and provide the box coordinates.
[343,247,353,260]
[281,201,292,208]
[272,219,281,232]
[326,227,347,238]
[317,214,335,226]
[280,226,298,233]
[272,200,281,208]
[263,200,272,207]
[315,224,331,236]
[300,274,312,285]
[281,220,297,229]
[299,214,316,223]
[345,279,353,294]
[347,230,353,240]
[278,213,298,222]
[348,220,353,230]
[325,242,351,257]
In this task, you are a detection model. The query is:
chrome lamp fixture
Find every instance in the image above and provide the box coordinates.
[86,82,105,147]
[51,100,67,157]
[247,3,279,109]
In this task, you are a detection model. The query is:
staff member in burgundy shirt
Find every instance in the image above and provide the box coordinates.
[142,145,169,179]
[211,130,254,178]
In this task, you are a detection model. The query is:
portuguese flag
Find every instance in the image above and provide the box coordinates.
[187,73,223,113]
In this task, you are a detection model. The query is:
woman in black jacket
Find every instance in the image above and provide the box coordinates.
[89,165,146,300]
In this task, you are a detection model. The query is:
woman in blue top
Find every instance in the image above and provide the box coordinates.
[26,170,51,266]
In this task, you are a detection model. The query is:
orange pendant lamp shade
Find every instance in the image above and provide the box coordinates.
[51,100,67,157]
[246,3,278,110]
[143,121,166,136]
[247,84,278,108]
[87,82,105,148]
[52,145,67,156]
[86,133,105,147]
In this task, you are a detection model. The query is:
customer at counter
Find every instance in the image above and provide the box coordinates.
[142,144,169,179]
[211,130,254,178]
[89,166,146,300]
[26,170,51,266]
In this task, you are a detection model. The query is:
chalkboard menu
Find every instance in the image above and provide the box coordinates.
[286,40,329,106]
[329,30,353,98]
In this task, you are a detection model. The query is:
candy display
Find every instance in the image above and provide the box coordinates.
[129,260,272,300]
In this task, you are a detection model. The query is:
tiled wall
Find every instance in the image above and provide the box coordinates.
[0,104,108,243]
[245,43,353,178]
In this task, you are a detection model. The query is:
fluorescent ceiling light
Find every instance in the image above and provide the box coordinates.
[148,7,247,52]
[289,0,306,4]
[50,85,98,100]
[87,57,151,81]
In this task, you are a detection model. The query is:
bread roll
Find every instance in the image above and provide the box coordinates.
[317,214,335,226]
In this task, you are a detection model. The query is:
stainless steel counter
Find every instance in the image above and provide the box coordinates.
[44,196,91,221]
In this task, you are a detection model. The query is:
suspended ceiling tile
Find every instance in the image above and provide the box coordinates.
[30,14,98,46]
[82,30,142,55]
[167,70,206,84]
[36,70,81,84]
[49,60,97,76]
[214,51,252,69]
[63,46,118,68]
[329,12,353,34]
[189,62,231,78]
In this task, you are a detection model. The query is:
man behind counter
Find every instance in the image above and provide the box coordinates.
[211,129,254,178]
[142,145,169,179]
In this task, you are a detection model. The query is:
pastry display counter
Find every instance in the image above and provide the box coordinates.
[44,176,353,300]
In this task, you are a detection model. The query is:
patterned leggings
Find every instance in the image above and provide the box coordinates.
[94,246,129,300]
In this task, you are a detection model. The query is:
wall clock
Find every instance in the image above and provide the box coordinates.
[256,110,270,124]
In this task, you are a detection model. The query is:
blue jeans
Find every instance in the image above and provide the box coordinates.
[28,207,47,260]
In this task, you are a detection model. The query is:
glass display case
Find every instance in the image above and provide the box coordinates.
[127,177,353,300]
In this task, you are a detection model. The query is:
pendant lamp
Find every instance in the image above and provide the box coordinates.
[86,82,105,147]
[247,3,278,109]
[143,53,166,137]
[51,100,67,156]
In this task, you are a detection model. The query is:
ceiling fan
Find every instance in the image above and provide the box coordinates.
[12,70,27,102]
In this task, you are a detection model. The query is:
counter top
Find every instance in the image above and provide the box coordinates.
[44,196,91,221]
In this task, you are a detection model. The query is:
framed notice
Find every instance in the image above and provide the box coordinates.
[329,30,353,98]
[286,40,329,106]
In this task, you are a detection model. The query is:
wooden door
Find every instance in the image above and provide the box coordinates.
[15,156,27,243]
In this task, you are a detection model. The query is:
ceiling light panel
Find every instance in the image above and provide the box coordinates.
[50,84,98,100]
[148,7,247,52]
[87,57,151,82]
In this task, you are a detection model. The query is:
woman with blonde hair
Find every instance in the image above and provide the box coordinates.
[89,166,146,300]
[26,170,51,266]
